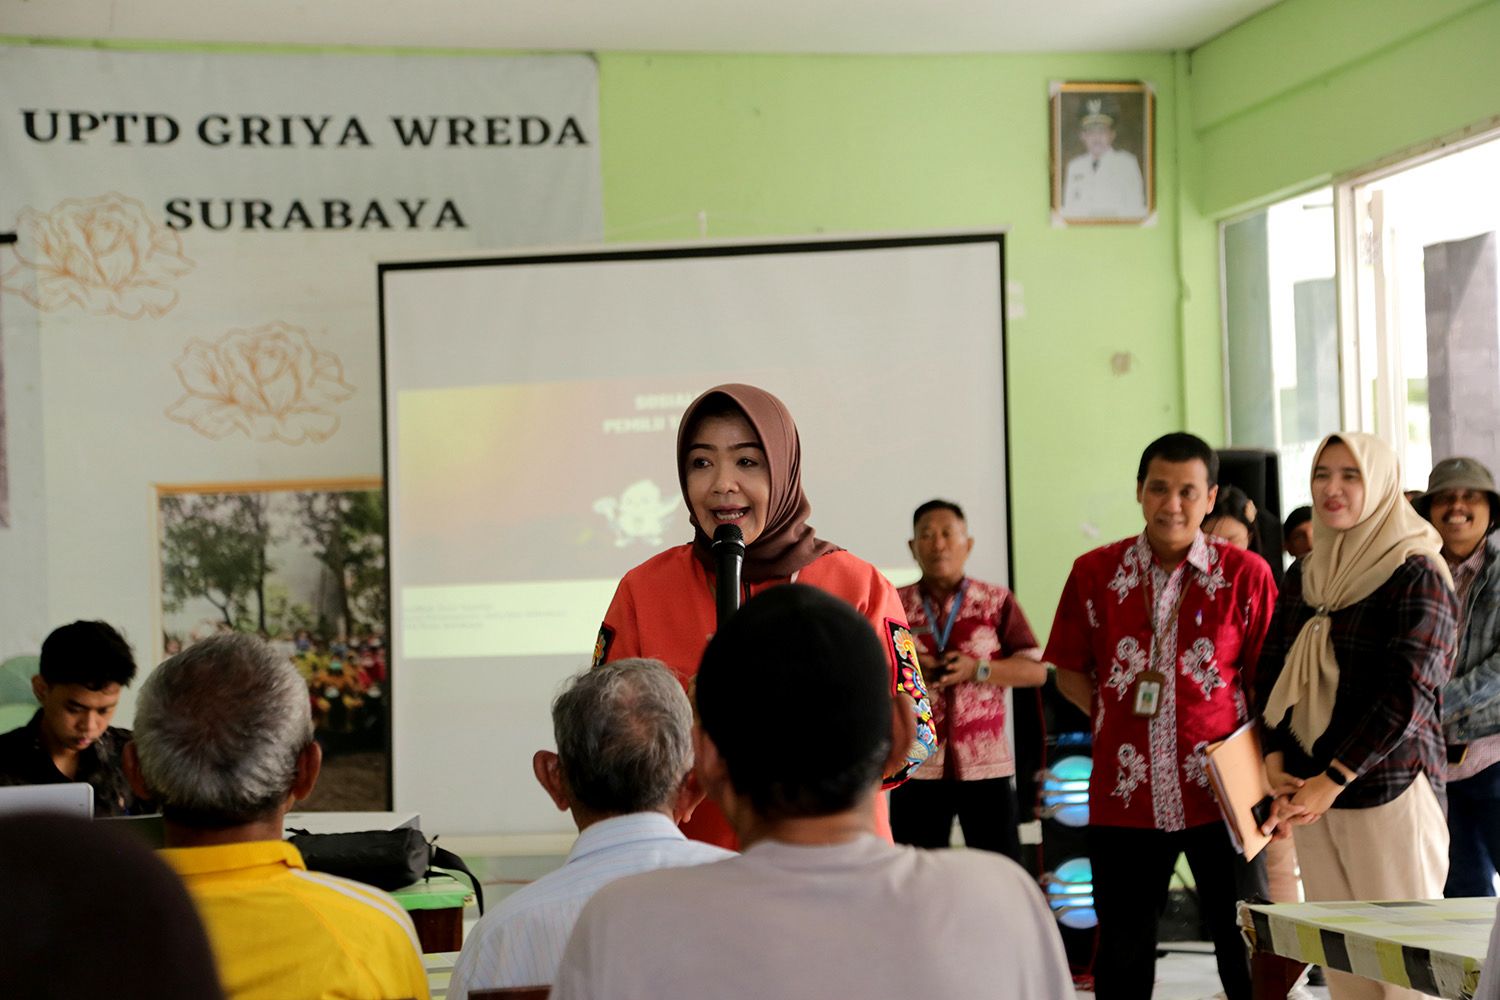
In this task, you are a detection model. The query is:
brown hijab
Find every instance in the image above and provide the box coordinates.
[677,384,840,582]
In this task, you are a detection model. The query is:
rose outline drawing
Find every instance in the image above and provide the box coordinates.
[166,322,356,445]
[1,192,195,319]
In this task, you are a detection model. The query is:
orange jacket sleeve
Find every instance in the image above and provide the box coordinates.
[593,577,641,666]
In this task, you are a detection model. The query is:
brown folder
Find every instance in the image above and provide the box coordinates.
[1204,720,1274,861]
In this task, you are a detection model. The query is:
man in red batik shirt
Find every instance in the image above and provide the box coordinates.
[1046,433,1275,1000]
[891,500,1046,860]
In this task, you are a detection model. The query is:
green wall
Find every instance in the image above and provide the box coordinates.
[1172,0,1500,522]
[14,0,1498,627]
[596,0,1500,618]
[599,52,1190,619]
[1188,0,1500,217]
[1173,0,1500,456]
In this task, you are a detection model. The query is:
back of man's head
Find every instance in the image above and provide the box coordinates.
[39,621,136,690]
[0,813,223,999]
[133,633,313,828]
[554,659,692,816]
[697,585,891,820]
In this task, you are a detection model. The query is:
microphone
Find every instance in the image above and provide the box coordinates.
[711,523,746,626]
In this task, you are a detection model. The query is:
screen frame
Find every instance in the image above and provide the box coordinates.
[376,230,1014,832]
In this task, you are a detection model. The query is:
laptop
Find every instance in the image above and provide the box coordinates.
[96,813,167,848]
[0,782,94,820]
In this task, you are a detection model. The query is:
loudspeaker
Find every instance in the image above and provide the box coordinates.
[1013,676,1096,971]
[1013,677,1091,876]
[1216,448,1281,521]
[1216,448,1286,583]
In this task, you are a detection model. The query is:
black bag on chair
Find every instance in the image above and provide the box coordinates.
[287,827,485,914]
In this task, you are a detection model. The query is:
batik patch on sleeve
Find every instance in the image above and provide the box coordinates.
[883,618,937,786]
[591,624,615,668]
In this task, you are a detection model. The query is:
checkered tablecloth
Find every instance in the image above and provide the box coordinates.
[1240,898,1497,999]
[424,950,459,999]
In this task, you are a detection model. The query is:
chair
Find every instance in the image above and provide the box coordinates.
[0,656,39,734]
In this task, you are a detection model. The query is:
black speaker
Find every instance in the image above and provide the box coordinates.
[1216,448,1286,583]
[1013,676,1090,875]
[1216,448,1281,520]
[1014,676,1096,972]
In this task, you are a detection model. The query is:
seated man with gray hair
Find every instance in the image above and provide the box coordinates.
[123,634,429,1000]
[449,658,733,995]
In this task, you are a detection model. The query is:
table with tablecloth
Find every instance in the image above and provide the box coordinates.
[1239,898,1496,999]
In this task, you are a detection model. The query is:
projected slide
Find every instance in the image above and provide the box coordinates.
[381,234,1010,834]
[396,378,701,657]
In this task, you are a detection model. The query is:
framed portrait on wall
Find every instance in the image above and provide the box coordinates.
[155,477,390,810]
[1050,81,1156,226]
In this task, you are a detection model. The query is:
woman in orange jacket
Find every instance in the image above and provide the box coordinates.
[592,383,935,849]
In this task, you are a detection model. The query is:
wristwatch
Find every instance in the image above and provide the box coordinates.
[975,658,992,683]
[1324,765,1349,786]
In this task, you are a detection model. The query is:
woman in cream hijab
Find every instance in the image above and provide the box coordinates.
[1255,433,1457,1000]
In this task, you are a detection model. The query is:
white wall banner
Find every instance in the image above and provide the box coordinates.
[0,45,601,787]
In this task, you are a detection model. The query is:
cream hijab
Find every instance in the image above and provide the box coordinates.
[1263,432,1452,749]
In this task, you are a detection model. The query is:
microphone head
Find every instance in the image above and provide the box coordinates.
[711,523,745,553]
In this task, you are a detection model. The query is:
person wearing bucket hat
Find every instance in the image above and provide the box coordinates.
[1417,457,1500,897]
[1256,433,1457,1000]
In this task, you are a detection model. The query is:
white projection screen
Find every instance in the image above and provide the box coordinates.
[381,232,1011,835]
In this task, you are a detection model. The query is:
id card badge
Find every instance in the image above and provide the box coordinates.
[1132,671,1165,717]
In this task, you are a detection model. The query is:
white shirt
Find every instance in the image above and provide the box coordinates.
[1062,146,1147,219]
[552,833,1073,1000]
[448,812,733,994]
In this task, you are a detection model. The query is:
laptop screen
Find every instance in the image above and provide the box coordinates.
[0,782,93,820]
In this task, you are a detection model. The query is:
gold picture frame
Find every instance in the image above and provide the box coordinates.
[1050,81,1156,226]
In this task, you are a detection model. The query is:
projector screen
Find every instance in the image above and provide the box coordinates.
[381,233,1010,834]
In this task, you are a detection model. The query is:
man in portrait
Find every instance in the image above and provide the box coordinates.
[1061,96,1148,220]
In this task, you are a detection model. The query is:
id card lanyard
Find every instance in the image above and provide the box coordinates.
[1135,566,1186,718]
[921,579,969,653]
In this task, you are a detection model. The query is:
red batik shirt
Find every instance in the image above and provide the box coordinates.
[898,578,1039,780]
[1045,533,1276,831]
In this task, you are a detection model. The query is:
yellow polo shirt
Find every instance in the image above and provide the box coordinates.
[161,839,430,1000]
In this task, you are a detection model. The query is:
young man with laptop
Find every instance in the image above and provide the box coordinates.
[0,620,146,817]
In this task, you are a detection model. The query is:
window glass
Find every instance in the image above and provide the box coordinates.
[1349,136,1500,487]
[1221,189,1336,513]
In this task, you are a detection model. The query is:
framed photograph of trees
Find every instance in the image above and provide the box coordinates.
[156,477,389,810]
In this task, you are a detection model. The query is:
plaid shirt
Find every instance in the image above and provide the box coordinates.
[1446,542,1500,780]
[1255,555,1457,808]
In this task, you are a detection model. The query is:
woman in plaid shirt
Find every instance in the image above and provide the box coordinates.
[1256,433,1457,1000]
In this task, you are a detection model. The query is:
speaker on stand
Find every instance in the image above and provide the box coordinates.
[1013,673,1096,972]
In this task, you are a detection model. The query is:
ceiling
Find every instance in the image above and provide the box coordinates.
[0,0,1281,54]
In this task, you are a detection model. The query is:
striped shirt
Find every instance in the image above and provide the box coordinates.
[160,839,429,1000]
[449,812,733,994]
[1446,543,1500,781]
